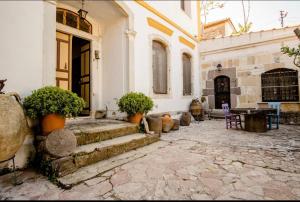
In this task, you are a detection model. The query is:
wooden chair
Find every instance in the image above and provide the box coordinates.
[267,102,280,129]
[222,103,243,129]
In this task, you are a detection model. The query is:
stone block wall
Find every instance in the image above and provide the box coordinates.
[199,25,300,111]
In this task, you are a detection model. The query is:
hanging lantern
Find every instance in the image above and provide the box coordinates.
[78,0,88,20]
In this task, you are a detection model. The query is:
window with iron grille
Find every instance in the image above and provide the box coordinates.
[261,68,299,102]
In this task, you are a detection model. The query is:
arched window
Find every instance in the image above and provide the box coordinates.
[56,8,92,34]
[182,53,192,96]
[152,40,168,94]
[261,68,299,102]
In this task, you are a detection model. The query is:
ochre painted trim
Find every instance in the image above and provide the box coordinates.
[147,17,173,36]
[179,36,195,49]
[197,1,202,41]
[135,0,198,42]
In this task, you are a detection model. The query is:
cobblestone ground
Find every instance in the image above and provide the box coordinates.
[1,120,300,200]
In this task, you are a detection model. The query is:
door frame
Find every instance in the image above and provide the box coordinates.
[214,75,231,109]
[56,26,93,115]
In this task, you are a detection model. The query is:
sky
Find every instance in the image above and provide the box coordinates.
[204,0,300,32]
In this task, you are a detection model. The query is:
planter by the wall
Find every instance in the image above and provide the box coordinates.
[162,114,174,133]
[41,114,65,136]
[128,112,143,124]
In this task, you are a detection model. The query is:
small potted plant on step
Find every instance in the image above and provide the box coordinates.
[23,86,85,135]
[117,92,154,124]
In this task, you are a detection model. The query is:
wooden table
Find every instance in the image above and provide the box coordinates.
[230,108,277,132]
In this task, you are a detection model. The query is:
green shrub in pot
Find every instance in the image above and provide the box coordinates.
[23,86,85,119]
[117,92,154,124]
[23,86,85,135]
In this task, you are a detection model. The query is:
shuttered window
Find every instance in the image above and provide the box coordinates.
[180,0,191,17]
[152,41,168,94]
[180,0,185,10]
[182,53,192,95]
[261,68,299,102]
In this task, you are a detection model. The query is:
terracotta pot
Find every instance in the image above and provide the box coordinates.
[146,116,162,135]
[190,99,203,121]
[128,112,143,124]
[162,114,174,133]
[41,114,65,136]
[180,112,191,126]
[172,119,180,130]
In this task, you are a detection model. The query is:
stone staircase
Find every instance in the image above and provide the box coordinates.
[208,109,225,119]
[41,119,160,189]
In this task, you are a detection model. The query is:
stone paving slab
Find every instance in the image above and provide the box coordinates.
[58,141,169,187]
[0,120,300,200]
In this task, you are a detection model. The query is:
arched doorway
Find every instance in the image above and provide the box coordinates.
[214,76,231,109]
[55,1,133,117]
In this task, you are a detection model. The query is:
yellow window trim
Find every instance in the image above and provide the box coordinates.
[135,0,198,42]
[147,17,173,36]
[179,36,195,49]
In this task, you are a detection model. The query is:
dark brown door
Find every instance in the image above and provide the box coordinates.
[80,43,90,115]
[214,76,230,109]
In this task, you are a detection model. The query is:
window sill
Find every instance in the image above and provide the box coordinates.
[151,93,172,99]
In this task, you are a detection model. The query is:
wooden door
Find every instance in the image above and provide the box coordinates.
[80,43,90,115]
[56,31,70,90]
[214,76,231,109]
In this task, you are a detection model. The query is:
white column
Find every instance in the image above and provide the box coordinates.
[42,0,56,86]
[125,29,137,92]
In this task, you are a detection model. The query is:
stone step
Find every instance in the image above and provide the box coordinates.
[209,109,225,119]
[51,133,160,178]
[57,141,168,188]
[66,121,139,146]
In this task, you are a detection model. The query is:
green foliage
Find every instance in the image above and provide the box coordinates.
[281,45,300,57]
[23,86,85,119]
[236,22,252,34]
[117,92,154,116]
[281,44,300,67]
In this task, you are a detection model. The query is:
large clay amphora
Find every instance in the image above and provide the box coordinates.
[146,116,162,135]
[0,93,28,161]
[161,114,174,133]
[180,112,191,126]
[190,99,203,121]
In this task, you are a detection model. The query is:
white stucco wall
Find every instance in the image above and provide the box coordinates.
[122,1,200,114]
[102,17,129,114]
[0,1,45,97]
[0,0,201,169]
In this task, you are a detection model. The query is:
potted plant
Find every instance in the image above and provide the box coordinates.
[117,92,154,124]
[23,86,85,135]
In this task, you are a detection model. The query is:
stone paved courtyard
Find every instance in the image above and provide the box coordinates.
[1,119,300,200]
